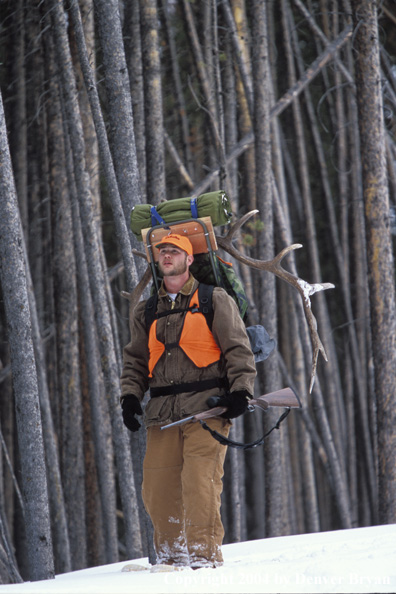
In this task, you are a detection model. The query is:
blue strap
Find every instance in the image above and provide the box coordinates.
[190,197,198,218]
[150,206,166,226]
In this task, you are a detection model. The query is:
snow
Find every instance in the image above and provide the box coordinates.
[1,524,395,594]
[297,278,335,303]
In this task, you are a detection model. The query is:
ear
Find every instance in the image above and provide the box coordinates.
[187,254,194,267]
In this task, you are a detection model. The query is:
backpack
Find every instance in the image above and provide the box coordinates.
[189,255,277,362]
[189,253,249,321]
[137,201,276,362]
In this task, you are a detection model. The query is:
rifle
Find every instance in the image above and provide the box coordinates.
[160,387,301,447]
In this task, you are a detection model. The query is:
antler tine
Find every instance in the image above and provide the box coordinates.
[224,209,259,241]
[121,264,152,318]
[216,216,334,392]
[132,248,147,260]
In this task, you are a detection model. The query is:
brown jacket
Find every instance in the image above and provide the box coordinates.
[120,274,256,427]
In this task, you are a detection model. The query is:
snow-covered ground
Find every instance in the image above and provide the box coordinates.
[0,524,395,594]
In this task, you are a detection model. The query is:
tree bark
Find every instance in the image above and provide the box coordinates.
[7,0,28,237]
[139,0,166,204]
[0,89,55,582]
[68,0,141,292]
[123,0,147,199]
[250,0,284,537]
[25,248,72,574]
[351,0,396,523]
[93,0,142,219]
[161,0,195,181]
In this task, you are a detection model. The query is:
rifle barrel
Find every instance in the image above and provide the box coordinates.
[160,415,195,430]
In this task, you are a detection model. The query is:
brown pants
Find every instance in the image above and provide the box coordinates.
[142,418,230,568]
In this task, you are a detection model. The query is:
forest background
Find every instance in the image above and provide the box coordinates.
[0,0,395,586]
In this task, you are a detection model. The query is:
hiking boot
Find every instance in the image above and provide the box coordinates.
[190,559,223,570]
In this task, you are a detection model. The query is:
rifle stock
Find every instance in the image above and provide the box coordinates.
[160,387,300,430]
[251,387,301,410]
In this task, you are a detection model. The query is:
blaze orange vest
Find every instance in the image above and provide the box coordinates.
[148,288,222,377]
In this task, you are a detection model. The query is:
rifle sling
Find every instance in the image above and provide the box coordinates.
[199,408,291,450]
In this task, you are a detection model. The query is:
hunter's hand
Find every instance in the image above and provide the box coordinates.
[206,390,251,419]
[121,395,143,432]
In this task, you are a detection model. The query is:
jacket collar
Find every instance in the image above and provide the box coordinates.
[159,273,197,297]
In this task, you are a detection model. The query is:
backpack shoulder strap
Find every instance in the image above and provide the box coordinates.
[145,293,158,331]
[198,283,214,330]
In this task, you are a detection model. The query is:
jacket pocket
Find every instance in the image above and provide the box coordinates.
[179,392,210,418]
[144,396,172,424]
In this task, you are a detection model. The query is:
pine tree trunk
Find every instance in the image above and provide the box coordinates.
[250,0,284,537]
[351,0,396,523]
[0,90,55,582]
[139,0,166,204]
[7,0,28,236]
[124,0,147,198]
[93,0,142,217]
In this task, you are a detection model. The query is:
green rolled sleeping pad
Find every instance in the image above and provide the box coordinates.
[130,190,233,241]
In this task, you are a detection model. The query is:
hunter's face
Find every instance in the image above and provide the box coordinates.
[157,246,189,277]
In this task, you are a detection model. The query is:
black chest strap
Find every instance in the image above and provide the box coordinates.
[144,284,215,331]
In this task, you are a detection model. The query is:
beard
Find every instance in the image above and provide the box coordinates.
[158,254,189,277]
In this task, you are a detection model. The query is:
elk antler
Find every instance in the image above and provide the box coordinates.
[121,264,152,330]
[216,210,335,392]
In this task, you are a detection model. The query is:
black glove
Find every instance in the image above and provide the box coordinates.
[206,390,251,419]
[121,396,143,432]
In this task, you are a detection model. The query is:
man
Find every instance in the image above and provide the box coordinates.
[120,233,256,569]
